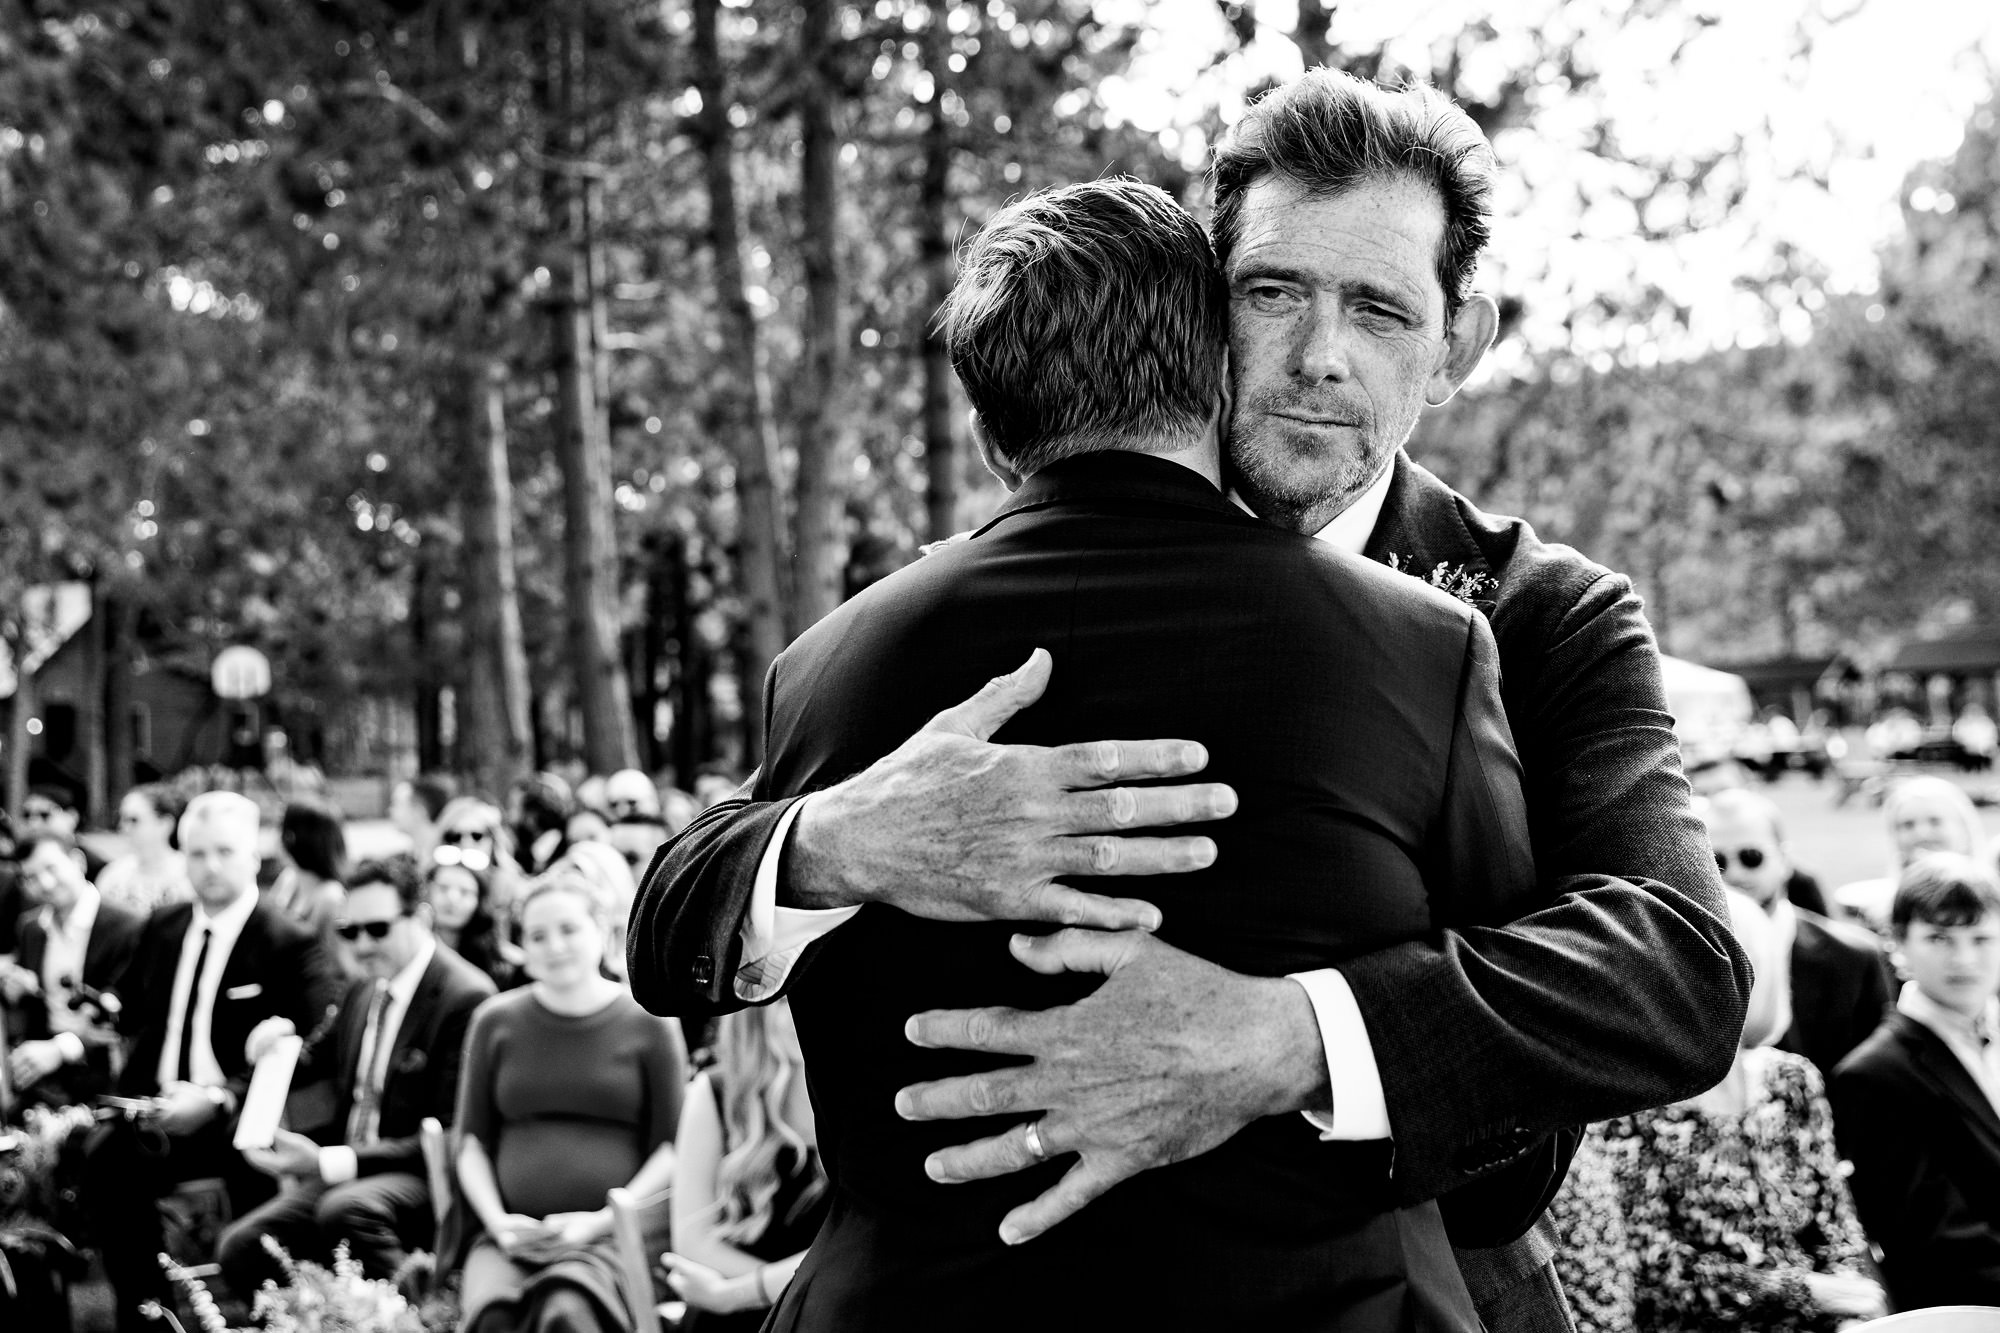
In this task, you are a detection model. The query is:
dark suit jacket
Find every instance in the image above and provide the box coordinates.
[302,943,494,1177]
[639,452,1537,1330]
[1830,1010,2000,1308]
[10,899,144,1095]
[1777,908,1892,1079]
[114,896,345,1104]
[628,452,1749,1320]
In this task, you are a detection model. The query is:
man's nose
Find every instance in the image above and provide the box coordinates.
[1294,299,1353,382]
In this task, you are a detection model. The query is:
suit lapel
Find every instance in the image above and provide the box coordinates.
[1894,1012,2000,1153]
[381,952,448,1092]
[1360,453,1498,615]
[17,918,46,975]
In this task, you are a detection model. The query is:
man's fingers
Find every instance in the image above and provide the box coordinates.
[1048,738,1216,789]
[922,648,1053,742]
[1057,782,1236,834]
[1050,833,1220,877]
[920,1118,1057,1183]
[903,1003,1039,1056]
[1008,927,1149,978]
[998,1157,1130,1245]
[1020,882,1162,932]
[894,1061,1039,1121]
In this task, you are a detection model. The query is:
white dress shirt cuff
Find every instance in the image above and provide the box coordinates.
[737,797,861,1002]
[52,1031,86,1065]
[320,1145,360,1185]
[1286,968,1392,1141]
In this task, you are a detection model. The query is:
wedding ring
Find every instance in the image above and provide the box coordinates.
[1023,1119,1050,1163]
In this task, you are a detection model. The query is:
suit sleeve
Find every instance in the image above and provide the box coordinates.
[1342,568,1751,1210]
[627,784,809,1020]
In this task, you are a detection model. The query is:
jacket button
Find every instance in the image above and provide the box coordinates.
[693,955,714,987]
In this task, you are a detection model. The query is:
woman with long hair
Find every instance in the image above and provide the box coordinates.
[661,998,828,1329]
[422,856,518,990]
[95,782,189,913]
[454,873,687,1333]
[434,795,527,926]
[267,795,351,968]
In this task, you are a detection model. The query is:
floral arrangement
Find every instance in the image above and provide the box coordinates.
[0,1103,96,1300]
[1386,553,1497,608]
[153,1239,459,1333]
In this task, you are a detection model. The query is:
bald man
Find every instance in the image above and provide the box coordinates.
[86,791,346,1333]
[1703,788,1892,1080]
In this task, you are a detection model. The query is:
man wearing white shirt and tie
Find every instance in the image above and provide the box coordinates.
[216,853,493,1293]
[85,790,343,1333]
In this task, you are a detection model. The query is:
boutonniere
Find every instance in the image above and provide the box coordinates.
[395,1048,428,1075]
[1386,554,1496,609]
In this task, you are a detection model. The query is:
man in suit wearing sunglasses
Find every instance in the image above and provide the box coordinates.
[218,853,494,1292]
[1704,788,1892,1079]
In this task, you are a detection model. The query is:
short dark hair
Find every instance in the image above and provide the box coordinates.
[26,784,77,813]
[1892,852,2000,936]
[125,782,185,848]
[407,774,456,823]
[17,828,81,864]
[936,177,1228,475]
[349,853,424,915]
[281,796,350,883]
[1210,68,1496,317]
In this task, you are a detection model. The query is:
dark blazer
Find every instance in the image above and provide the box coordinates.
[9,898,144,1096]
[1777,908,1893,1079]
[114,896,346,1102]
[1830,1010,2000,1308]
[628,452,1750,1326]
[640,452,1537,1330]
[303,942,494,1177]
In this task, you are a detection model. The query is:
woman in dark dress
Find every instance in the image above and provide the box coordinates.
[661,998,828,1329]
[454,873,687,1332]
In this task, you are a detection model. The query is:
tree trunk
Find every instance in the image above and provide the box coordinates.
[547,9,638,773]
[920,17,958,542]
[791,0,850,632]
[1294,0,1335,67]
[5,626,34,822]
[458,356,535,796]
[103,592,133,803]
[79,575,107,822]
[691,0,787,763]
[411,540,445,774]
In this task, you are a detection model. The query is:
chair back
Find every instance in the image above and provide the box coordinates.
[608,1185,679,1333]
[419,1116,451,1232]
[1846,1309,2000,1333]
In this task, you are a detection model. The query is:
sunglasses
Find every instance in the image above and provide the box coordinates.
[441,828,492,845]
[22,803,61,820]
[1714,848,1768,872]
[334,918,400,942]
[433,844,493,872]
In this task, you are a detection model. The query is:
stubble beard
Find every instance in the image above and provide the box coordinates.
[1226,411,1391,536]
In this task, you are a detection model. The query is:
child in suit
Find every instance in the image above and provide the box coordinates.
[1830,852,2000,1309]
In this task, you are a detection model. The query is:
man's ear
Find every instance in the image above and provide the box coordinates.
[1426,294,1498,407]
[970,410,1023,491]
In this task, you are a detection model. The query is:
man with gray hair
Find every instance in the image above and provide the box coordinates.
[84,790,344,1333]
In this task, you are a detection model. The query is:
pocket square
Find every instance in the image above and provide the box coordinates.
[396,1049,429,1074]
[225,983,264,1000]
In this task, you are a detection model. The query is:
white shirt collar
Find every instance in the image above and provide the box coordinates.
[386,936,437,1005]
[1766,894,1799,955]
[1229,462,1397,557]
[1900,979,2000,1048]
[42,881,100,938]
[192,882,261,938]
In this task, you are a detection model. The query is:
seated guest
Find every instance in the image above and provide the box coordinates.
[84,791,345,1333]
[1704,788,1893,1078]
[389,773,457,866]
[96,782,191,915]
[508,773,575,876]
[1830,852,2000,1309]
[217,854,494,1292]
[548,842,637,982]
[433,796,526,926]
[661,997,828,1331]
[455,873,686,1333]
[2,829,144,1109]
[268,796,352,966]
[422,857,518,990]
[601,770,661,824]
[1836,775,1988,933]
[1601,890,1886,1330]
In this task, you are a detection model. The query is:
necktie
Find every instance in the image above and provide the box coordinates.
[175,928,213,1082]
[347,983,394,1146]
